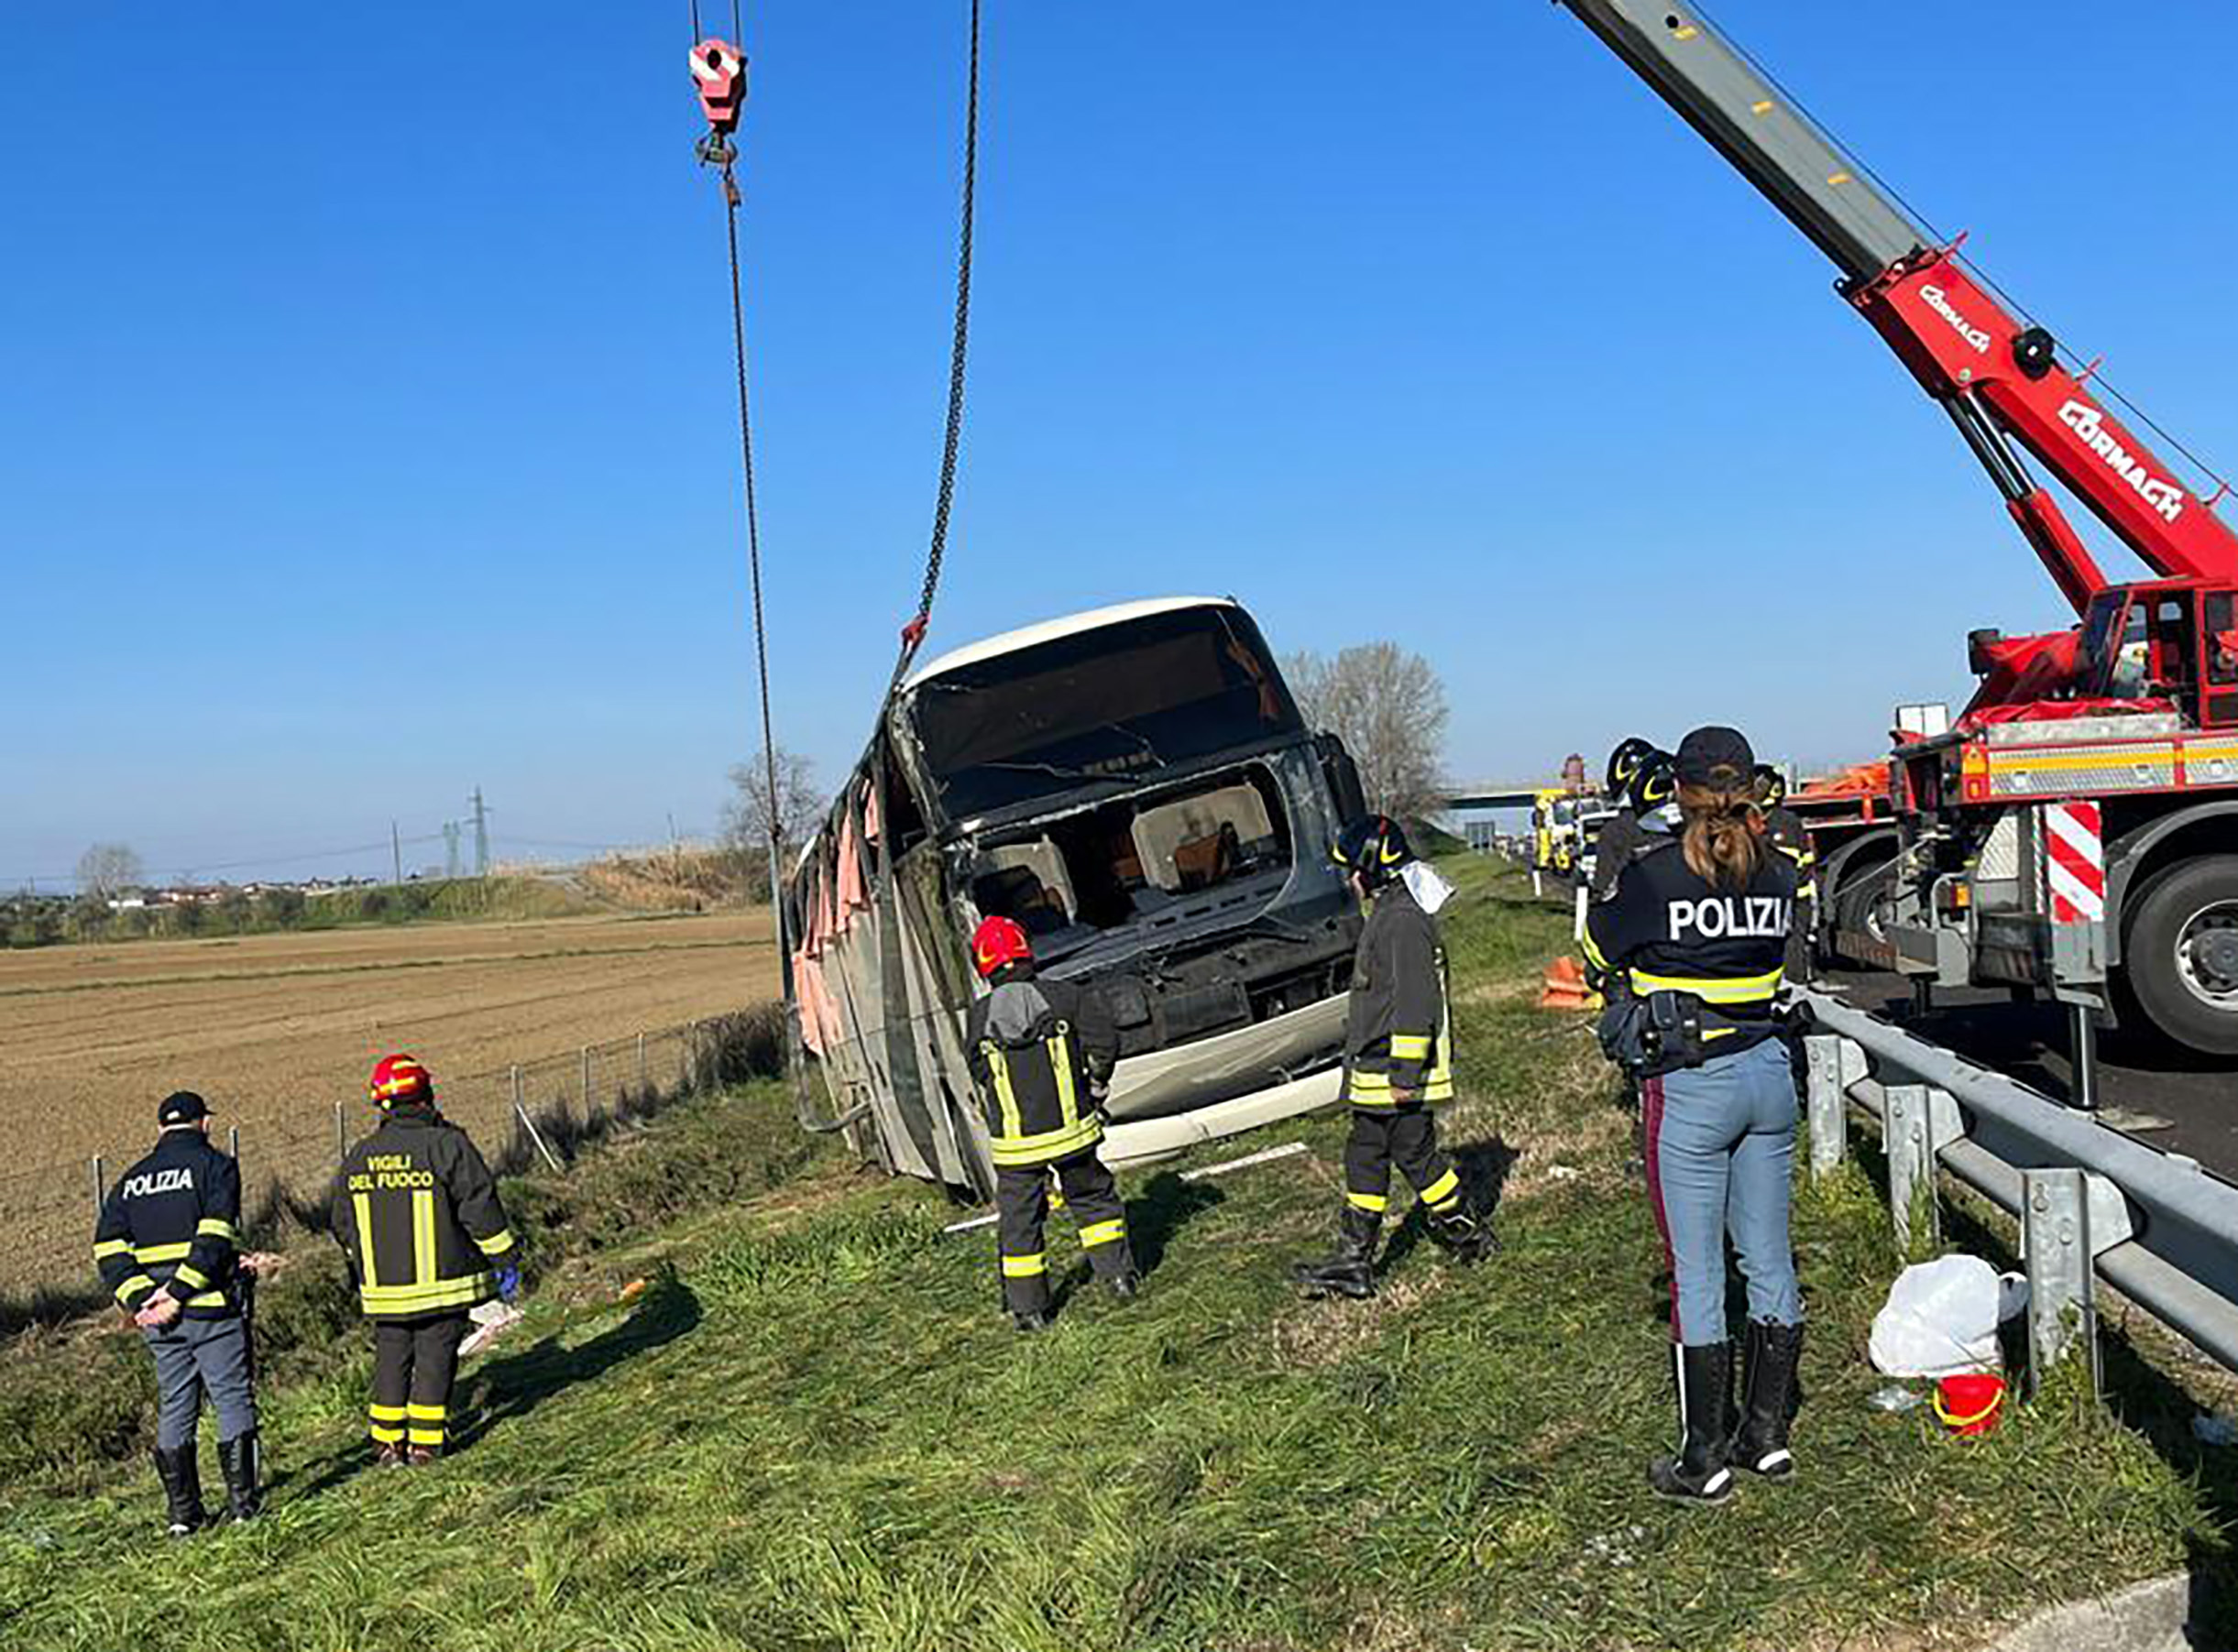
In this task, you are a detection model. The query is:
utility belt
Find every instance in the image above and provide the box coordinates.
[1596,989,1795,1077]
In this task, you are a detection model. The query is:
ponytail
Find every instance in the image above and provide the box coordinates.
[1678,782,1764,891]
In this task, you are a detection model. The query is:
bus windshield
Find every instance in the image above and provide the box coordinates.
[907,606,1304,819]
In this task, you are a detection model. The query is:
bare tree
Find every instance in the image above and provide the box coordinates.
[1285,642,1450,826]
[76,842,144,903]
[723,748,825,898]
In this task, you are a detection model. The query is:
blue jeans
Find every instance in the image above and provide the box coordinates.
[1641,1035,1802,1346]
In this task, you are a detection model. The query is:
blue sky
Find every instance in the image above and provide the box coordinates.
[7,2,2234,886]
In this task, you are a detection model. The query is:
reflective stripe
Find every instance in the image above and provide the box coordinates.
[988,1115,1103,1168]
[1629,966,1783,1005]
[1048,1025,1079,1129]
[1345,1189,1388,1213]
[172,1264,211,1291]
[1001,1253,1047,1278]
[93,1238,133,1261]
[183,1290,228,1310]
[1349,1068,1394,1094]
[369,1404,408,1423]
[370,1425,405,1445]
[411,1189,437,1287]
[1580,926,1610,971]
[983,1045,1024,1143]
[353,1193,379,1289]
[195,1218,239,1242]
[1389,1033,1432,1062]
[1078,1219,1126,1248]
[1419,1169,1461,1209]
[475,1229,516,1257]
[406,1403,446,1422]
[115,1275,155,1306]
[407,1428,444,1447]
[357,1274,491,1315]
[135,1242,192,1264]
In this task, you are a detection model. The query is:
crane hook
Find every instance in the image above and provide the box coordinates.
[690,37,747,169]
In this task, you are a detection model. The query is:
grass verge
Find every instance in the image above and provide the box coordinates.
[0,860,2230,1651]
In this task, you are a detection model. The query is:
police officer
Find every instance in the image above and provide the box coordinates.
[93,1091,260,1535]
[1584,728,1805,1503]
[332,1056,518,1463]
[1295,815,1493,1298]
[963,916,1140,1332]
[1755,762,1816,983]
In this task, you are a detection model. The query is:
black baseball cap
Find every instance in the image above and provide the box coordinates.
[158,1091,211,1127]
[1674,726,1755,789]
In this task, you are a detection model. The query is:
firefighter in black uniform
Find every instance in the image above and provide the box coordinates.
[332,1055,518,1463]
[1756,763,1816,983]
[1590,744,1679,905]
[1584,728,1805,1504]
[1295,815,1494,1298]
[963,916,1140,1332]
[93,1091,261,1535]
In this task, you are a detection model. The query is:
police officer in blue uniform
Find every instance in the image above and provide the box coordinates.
[1584,728,1805,1503]
[93,1091,260,1535]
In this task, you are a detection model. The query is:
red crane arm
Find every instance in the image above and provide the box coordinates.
[1852,251,2238,605]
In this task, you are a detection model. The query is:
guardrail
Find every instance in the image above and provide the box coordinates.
[1799,986,2238,1384]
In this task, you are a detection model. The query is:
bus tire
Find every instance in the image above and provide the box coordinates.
[2120,857,2238,1057]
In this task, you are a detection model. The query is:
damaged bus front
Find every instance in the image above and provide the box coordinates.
[785,597,1367,1195]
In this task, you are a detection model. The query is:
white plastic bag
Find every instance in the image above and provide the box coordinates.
[1867,1254,2029,1378]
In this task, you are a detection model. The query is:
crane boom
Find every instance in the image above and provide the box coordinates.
[1551,0,2238,634]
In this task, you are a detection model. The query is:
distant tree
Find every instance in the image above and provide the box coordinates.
[723,747,824,899]
[76,843,144,903]
[214,888,253,933]
[256,887,306,929]
[1284,642,1451,827]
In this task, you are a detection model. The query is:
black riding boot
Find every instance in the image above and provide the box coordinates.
[1648,1341,1735,1504]
[152,1445,206,1537]
[1729,1319,1804,1478]
[1426,1204,1499,1266]
[217,1430,262,1521]
[1293,1206,1380,1299]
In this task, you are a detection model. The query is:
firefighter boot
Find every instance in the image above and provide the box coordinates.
[217,1431,262,1522]
[1648,1341,1735,1504]
[1013,1307,1055,1334]
[1426,1204,1499,1266]
[1292,1206,1380,1299]
[1729,1319,1804,1479]
[152,1445,206,1537]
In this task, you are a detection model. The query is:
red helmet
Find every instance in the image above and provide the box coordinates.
[971,915,1032,979]
[368,1054,432,1108]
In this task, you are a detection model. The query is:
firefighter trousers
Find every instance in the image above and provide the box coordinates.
[370,1313,469,1453]
[995,1149,1133,1315]
[1343,1104,1464,1220]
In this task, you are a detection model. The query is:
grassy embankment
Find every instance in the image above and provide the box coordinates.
[0,859,2231,1651]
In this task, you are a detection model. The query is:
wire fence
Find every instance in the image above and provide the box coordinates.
[0,1008,781,1300]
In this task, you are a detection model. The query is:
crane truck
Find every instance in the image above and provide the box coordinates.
[1548,1,2238,1058]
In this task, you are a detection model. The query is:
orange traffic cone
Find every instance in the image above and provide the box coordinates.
[1539,956,1594,1012]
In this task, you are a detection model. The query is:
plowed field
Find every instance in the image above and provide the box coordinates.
[0,912,778,1290]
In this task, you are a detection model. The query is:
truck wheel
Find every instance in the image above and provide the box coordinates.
[2121,859,2238,1057]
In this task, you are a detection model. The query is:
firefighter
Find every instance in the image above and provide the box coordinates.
[332,1056,518,1464]
[1591,745,1679,904]
[1756,762,1816,982]
[1295,815,1494,1299]
[963,916,1140,1331]
[93,1091,260,1535]
[1585,728,1805,1504]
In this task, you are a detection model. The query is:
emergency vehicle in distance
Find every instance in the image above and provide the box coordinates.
[784,597,1371,1195]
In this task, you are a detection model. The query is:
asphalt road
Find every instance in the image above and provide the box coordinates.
[1817,967,2238,1187]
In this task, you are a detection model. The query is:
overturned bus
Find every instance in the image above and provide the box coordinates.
[784,596,1368,1196]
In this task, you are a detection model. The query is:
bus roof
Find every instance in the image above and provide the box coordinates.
[899,596,1239,694]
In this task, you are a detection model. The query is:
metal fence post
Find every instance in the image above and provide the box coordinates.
[1804,1034,1847,1179]
[2024,1167,2101,1399]
[334,1100,346,1165]
[91,1154,104,1221]
[581,1045,592,1114]
[1884,1083,1938,1256]
[691,1019,704,1091]
[637,1031,648,1094]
